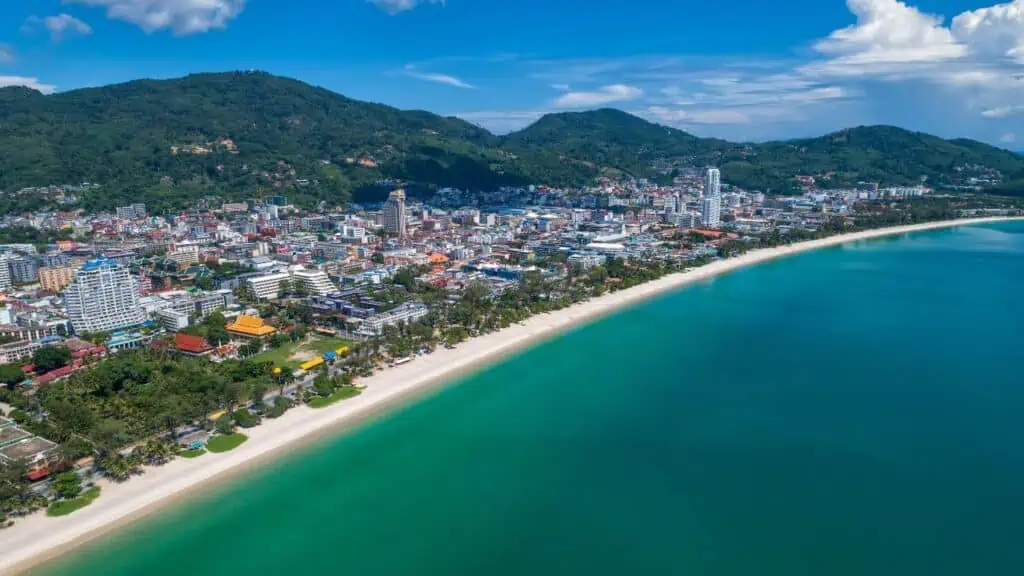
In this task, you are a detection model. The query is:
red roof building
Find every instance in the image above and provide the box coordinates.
[35,361,83,385]
[174,334,213,356]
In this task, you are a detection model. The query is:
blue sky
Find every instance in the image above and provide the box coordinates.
[2,1,1024,145]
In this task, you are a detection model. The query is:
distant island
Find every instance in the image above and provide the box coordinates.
[1,70,1023,213]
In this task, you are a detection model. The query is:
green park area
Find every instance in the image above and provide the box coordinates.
[181,448,206,458]
[47,486,101,517]
[250,336,353,371]
[206,433,248,453]
[308,386,362,409]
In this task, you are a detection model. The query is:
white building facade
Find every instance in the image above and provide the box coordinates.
[357,303,429,336]
[64,259,146,333]
[292,269,335,296]
[245,272,292,300]
[704,168,721,199]
[702,196,721,228]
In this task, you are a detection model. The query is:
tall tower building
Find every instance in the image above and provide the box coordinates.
[383,189,407,238]
[64,259,145,333]
[705,168,721,199]
[0,255,11,292]
[702,195,721,228]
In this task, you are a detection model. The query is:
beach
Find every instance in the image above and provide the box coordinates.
[0,216,1018,574]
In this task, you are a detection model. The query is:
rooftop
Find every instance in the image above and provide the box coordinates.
[175,333,213,354]
[226,315,276,336]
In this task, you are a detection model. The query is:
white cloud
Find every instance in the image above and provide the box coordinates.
[0,76,56,94]
[952,0,1024,63]
[369,0,445,14]
[981,104,1024,118]
[68,0,246,35]
[1000,132,1017,143]
[554,84,643,108]
[0,45,13,64]
[814,0,966,70]
[643,106,751,125]
[402,65,475,89]
[26,14,93,41]
[550,83,571,91]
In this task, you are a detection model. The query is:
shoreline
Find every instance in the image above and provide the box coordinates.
[1,216,1019,574]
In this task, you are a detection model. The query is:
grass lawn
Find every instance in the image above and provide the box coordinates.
[206,433,248,453]
[47,486,101,517]
[249,340,304,370]
[308,337,354,355]
[250,337,355,371]
[181,448,206,458]
[307,387,362,409]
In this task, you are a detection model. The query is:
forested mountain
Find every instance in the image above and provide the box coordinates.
[1,71,1022,212]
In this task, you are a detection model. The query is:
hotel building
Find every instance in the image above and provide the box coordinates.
[63,259,145,333]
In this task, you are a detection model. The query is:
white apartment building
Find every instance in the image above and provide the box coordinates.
[0,339,43,365]
[705,168,721,199]
[702,196,721,228]
[245,271,292,300]
[0,255,11,291]
[340,224,367,242]
[64,259,146,333]
[291,269,335,296]
[157,309,190,332]
[356,303,429,336]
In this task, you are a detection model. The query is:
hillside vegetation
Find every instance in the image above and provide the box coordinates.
[1,71,1021,211]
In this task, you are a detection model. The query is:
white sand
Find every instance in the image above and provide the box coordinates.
[0,216,1018,573]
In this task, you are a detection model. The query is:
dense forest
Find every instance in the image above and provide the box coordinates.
[2,71,1023,212]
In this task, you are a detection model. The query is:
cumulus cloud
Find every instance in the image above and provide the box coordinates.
[68,0,246,35]
[554,84,643,108]
[809,0,1024,82]
[0,76,56,94]
[402,65,475,89]
[814,0,966,73]
[951,0,1024,63]
[25,14,93,41]
[370,0,445,14]
[797,0,1024,126]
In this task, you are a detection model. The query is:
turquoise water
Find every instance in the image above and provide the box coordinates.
[38,223,1024,576]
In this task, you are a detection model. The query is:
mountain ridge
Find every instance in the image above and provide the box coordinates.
[0,71,1021,212]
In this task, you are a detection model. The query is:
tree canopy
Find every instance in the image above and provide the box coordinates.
[2,72,1021,213]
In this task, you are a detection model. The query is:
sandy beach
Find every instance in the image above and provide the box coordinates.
[0,216,1019,574]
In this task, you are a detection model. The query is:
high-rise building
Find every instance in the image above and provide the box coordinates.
[702,196,721,228]
[704,168,721,199]
[64,258,145,333]
[0,256,11,292]
[383,189,407,237]
[292,269,335,296]
[7,256,38,284]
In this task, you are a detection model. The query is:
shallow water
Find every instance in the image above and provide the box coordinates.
[38,222,1024,576]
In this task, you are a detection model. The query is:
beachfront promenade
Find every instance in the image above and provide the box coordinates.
[0,216,1020,575]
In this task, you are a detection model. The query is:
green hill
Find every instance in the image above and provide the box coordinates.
[0,71,576,211]
[0,71,1021,212]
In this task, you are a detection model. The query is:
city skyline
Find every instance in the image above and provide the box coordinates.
[0,1,1022,145]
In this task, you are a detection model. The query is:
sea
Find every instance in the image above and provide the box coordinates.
[37,221,1024,576]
